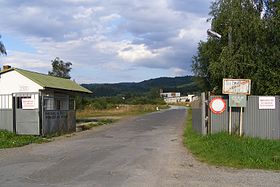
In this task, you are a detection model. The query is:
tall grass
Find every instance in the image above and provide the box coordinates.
[184,109,280,170]
[77,104,168,118]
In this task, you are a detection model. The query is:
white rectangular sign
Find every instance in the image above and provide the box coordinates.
[223,79,251,95]
[259,96,275,109]
[22,98,36,109]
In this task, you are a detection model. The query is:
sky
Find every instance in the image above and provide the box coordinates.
[0,0,212,83]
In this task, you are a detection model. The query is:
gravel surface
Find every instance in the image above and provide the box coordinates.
[0,107,279,187]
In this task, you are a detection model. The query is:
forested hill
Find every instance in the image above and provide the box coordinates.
[81,76,200,97]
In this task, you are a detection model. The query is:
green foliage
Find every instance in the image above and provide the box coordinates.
[0,35,7,56]
[48,57,72,79]
[76,87,166,110]
[75,96,90,110]
[0,130,45,149]
[184,109,280,170]
[193,0,280,95]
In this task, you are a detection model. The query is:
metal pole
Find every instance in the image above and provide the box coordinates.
[229,106,232,134]
[240,107,243,136]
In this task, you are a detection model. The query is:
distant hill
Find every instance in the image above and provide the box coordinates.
[82,76,200,97]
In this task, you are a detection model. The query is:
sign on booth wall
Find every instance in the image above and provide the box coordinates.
[259,96,275,110]
[22,98,36,109]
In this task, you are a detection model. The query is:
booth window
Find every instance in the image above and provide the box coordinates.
[43,96,69,110]
[55,98,68,110]
[43,97,54,110]
[69,97,75,110]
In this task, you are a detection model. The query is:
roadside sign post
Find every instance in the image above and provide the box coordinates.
[223,79,251,136]
[240,107,243,136]
[229,106,232,134]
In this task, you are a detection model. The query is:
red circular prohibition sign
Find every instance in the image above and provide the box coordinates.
[209,98,226,114]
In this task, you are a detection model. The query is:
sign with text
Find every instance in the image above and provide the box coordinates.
[22,98,36,109]
[44,111,67,119]
[229,94,247,107]
[223,79,251,95]
[259,96,275,109]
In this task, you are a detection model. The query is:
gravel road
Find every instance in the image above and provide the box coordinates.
[0,107,279,187]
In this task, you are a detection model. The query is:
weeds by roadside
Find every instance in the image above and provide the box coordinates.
[0,130,48,149]
[184,109,280,170]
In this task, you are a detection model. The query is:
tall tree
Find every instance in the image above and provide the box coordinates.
[48,57,72,79]
[192,0,280,95]
[256,0,280,95]
[0,35,7,56]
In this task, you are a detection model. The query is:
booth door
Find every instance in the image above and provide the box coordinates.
[14,93,40,135]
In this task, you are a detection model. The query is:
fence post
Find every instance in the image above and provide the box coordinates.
[201,92,207,135]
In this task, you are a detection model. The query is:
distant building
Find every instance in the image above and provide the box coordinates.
[160,92,196,104]
[160,92,180,98]
[0,66,92,135]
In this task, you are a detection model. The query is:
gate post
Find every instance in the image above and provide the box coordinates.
[201,92,207,135]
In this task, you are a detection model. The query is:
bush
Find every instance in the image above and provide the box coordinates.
[76,93,166,110]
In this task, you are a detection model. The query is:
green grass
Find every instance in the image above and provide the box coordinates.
[184,109,280,170]
[0,130,47,149]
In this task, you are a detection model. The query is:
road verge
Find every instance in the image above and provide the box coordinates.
[184,109,280,170]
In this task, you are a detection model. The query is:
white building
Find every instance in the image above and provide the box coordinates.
[0,66,91,135]
[160,92,180,98]
[160,92,196,104]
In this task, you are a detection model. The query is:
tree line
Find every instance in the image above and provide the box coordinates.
[192,0,280,95]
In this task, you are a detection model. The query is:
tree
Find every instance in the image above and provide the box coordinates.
[0,35,7,56]
[192,0,280,95]
[48,57,72,79]
[256,0,280,95]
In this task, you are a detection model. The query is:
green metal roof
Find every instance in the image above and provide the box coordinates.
[1,68,92,93]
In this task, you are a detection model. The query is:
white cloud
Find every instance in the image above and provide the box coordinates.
[0,0,212,83]
[0,50,49,69]
[170,67,187,77]
[118,43,158,62]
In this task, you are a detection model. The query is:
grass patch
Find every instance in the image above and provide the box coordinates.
[184,109,280,170]
[77,104,169,118]
[0,130,47,149]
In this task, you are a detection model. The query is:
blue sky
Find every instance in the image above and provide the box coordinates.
[0,0,211,83]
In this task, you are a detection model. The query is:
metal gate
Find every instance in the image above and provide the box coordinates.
[13,93,40,135]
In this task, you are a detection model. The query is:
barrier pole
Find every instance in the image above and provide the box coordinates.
[229,106,232,135]
[239,107,243,136]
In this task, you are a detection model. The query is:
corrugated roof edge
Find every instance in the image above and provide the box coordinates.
[1,67,92,94]
[17,68,92,94]
[0,67,15,74]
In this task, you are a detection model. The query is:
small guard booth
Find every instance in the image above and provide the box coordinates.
[0,66,92,135]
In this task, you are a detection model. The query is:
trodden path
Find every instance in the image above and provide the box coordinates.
[0,107,279,187]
